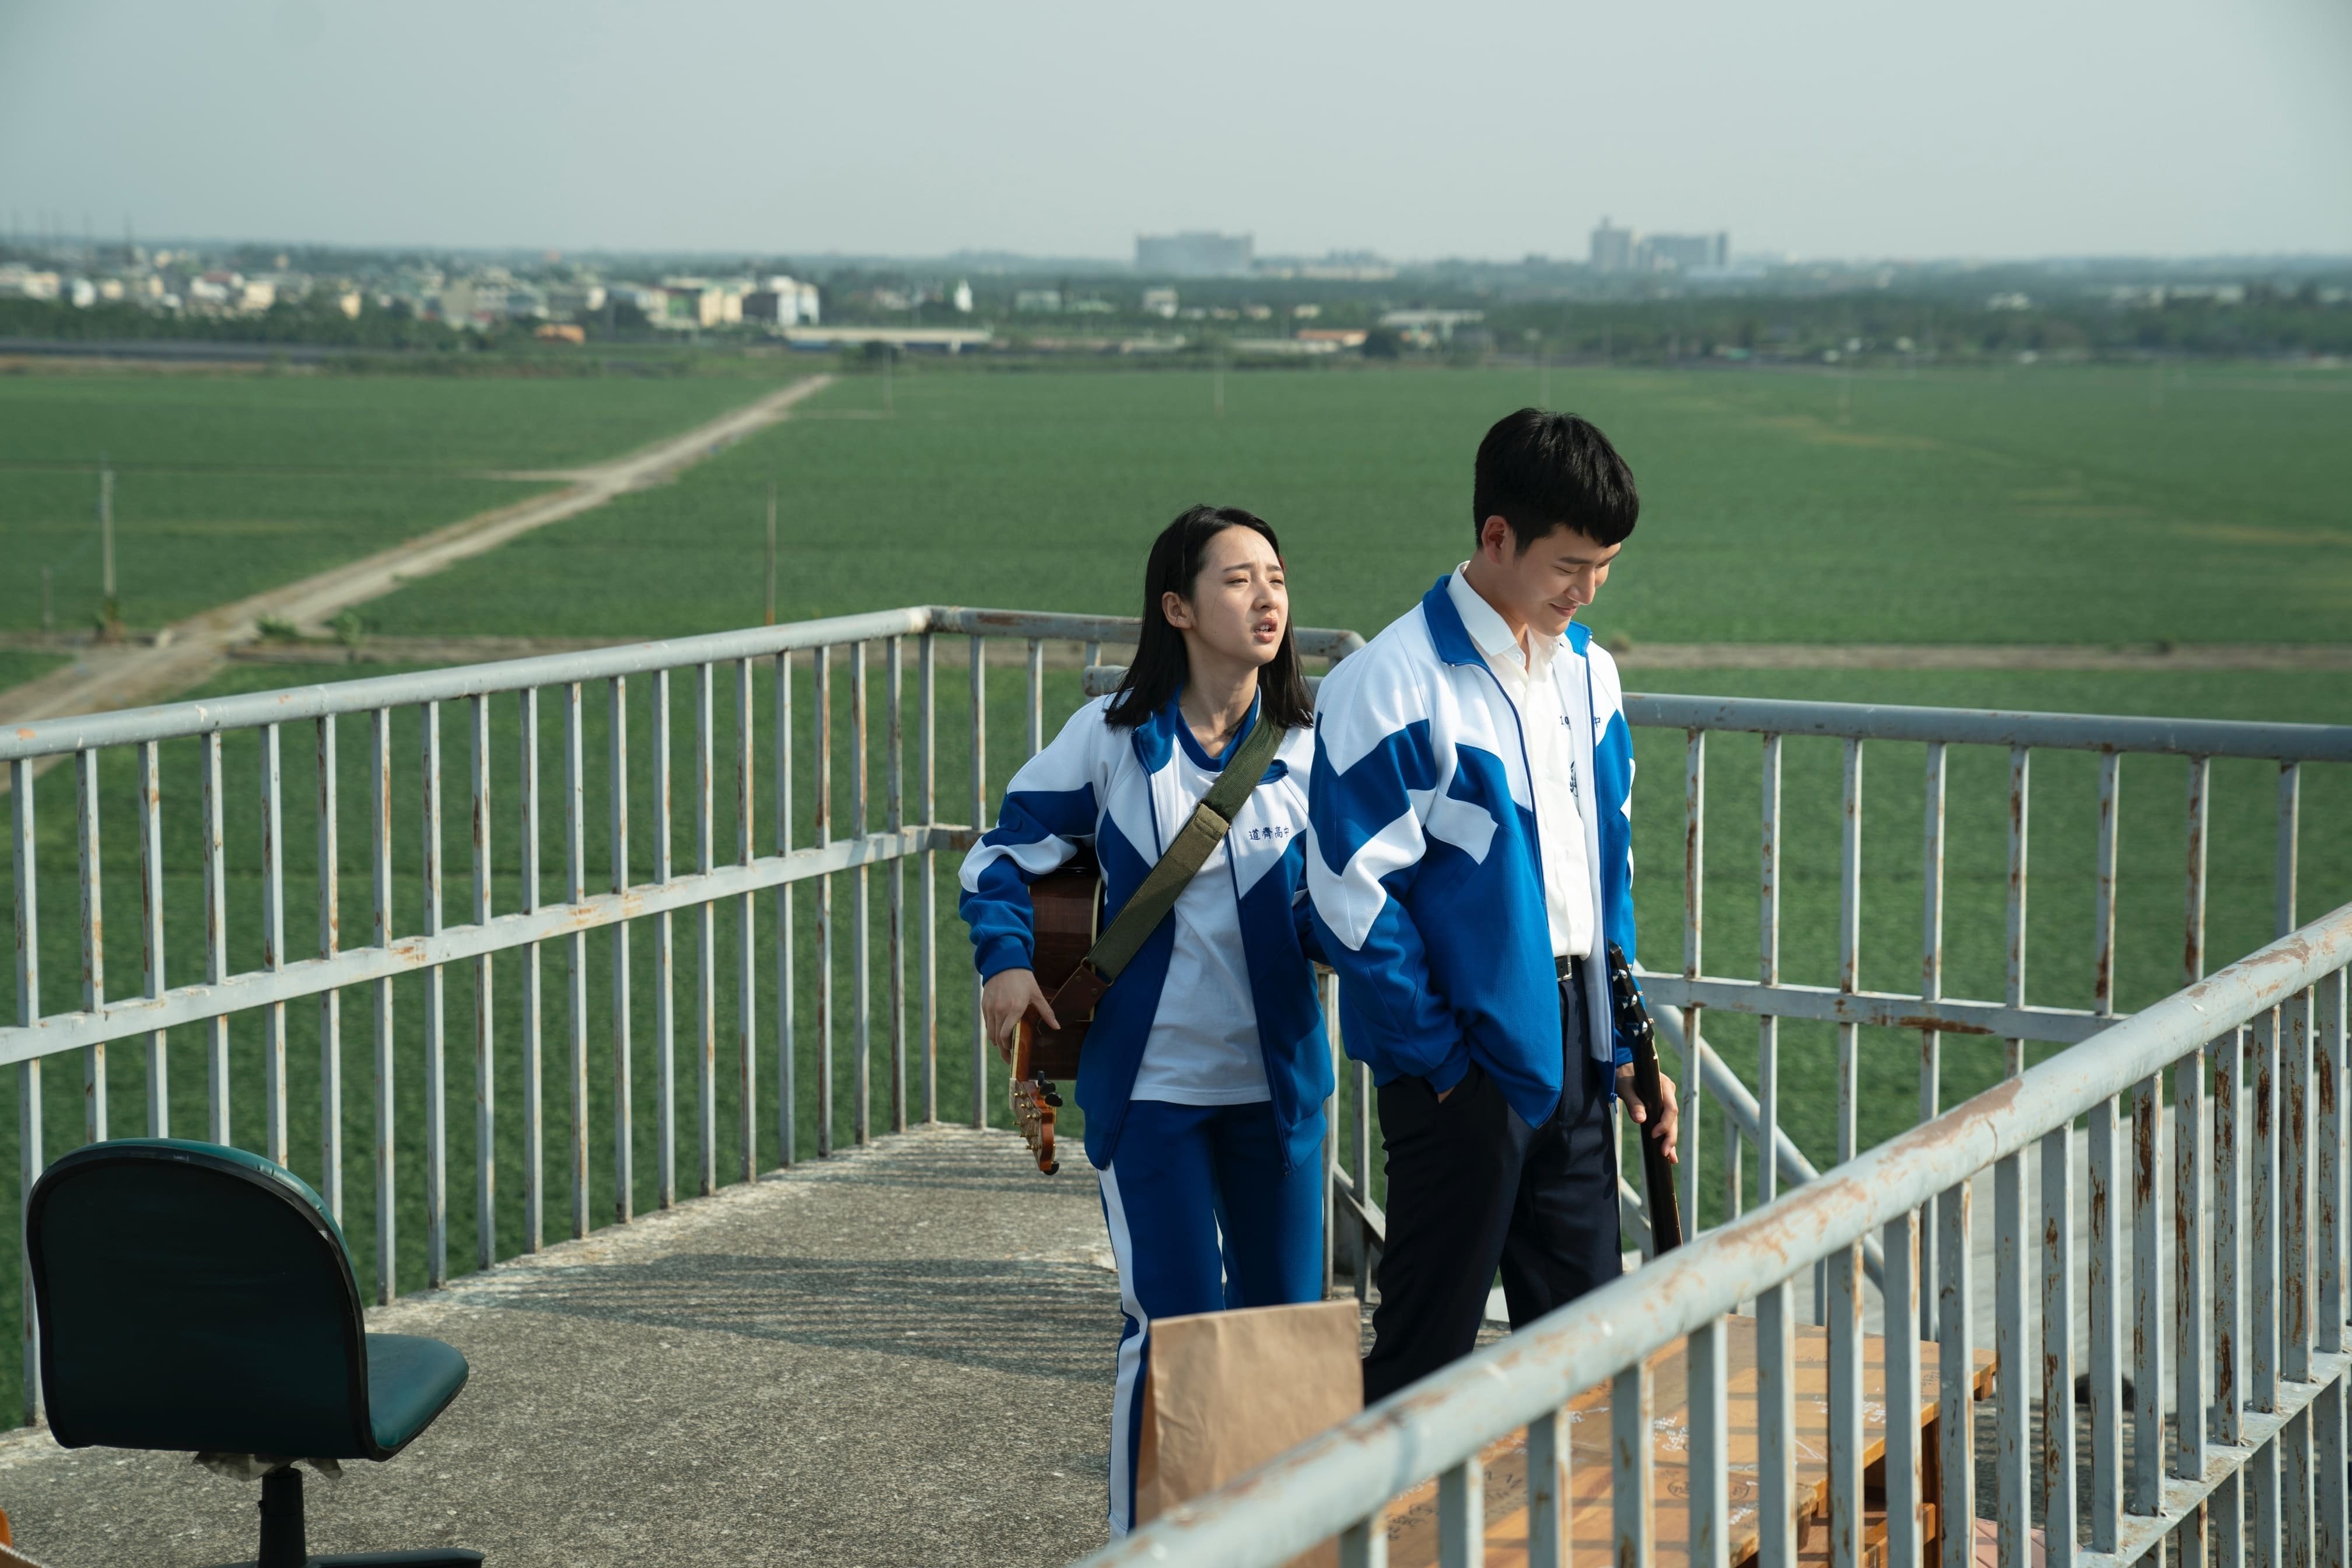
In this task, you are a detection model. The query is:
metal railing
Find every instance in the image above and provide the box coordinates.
[8,605,2350,1564]
[1,605,1362,1425]
[1080,902,2352,1567]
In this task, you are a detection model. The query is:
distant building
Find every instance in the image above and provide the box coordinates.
[1379,309,1485,347]
[1014,289,1062,313]
[1639,232,1730,272]
[1136,232,1254,277]
[953,280,973,314]
[656,278,751,329]
[1142,286,1178,318]
[743,276,821,327]
[545,284,607,320]
[1589,219,1636,274]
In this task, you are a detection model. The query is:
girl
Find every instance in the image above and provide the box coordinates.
[959,504,1331,1536]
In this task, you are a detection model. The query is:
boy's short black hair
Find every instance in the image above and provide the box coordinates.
[1472,408,1639,552]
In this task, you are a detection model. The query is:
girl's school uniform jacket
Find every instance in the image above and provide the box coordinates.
[958,690,1332,1172]
[1306,575,1640,1130]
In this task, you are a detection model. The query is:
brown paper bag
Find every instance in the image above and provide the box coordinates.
[1135,1297,1361,1566]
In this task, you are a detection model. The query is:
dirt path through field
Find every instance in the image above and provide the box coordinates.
[0,374,832,739]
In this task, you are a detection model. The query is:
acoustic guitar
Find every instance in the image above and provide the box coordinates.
[1010,852,1101,1175]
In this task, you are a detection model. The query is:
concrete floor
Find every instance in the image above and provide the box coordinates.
[0,1127,1122,1568]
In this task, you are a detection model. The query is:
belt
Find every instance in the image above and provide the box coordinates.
[1554,954,1588,982]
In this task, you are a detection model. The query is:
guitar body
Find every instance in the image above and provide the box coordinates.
[1011,853,1101,1175]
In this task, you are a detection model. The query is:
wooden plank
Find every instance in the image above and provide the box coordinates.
[1381,1317,1994,1568]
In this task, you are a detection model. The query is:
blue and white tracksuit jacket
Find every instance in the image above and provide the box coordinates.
[1307,576,1640,1127]
[958,690,1332,1172]
[959,688,1332,1535]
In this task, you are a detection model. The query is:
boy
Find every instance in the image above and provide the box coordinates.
[1308,407,1677,1401]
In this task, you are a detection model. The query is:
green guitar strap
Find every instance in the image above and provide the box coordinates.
[1046,709,1287,1017]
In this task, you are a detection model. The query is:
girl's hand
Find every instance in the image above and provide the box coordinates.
[981,968,1060,1065]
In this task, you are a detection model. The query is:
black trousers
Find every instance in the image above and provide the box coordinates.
[1361,975,1621,1404]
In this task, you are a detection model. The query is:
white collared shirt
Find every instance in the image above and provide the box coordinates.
[1446,565,1594,960]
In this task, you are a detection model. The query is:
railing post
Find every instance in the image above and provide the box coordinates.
[314,719,338,1220]
[1612,1359,1653,1568]
[815,648,835,1156]
[254,729,283,1161]
[1919,740,1946,1342]
[1527,1405,1569,1568]
[774,653,794,1167]
[2039,1124,2076,1565]
[1690,1314,1730,1568]
[2133,1073,2167,1517]
[1759,1278,1798,1568]
[736,658,757,1181]
[138,739,167,1142]
[653,671,678,1200]
[518,688,544,1253]
[2088,1095,2121,1549]
[13,757,45,1427]
[564,683,589,1238]
[1937,1179,1973,1568]
[919,632,937,1125]
[420,703,447,1284]
[611,675,634,1222]
[1996,1149,2029,1565]
[852,642,870,1147]
[970,634,986,1130]
[469,696,493,1263]
[368,709,394,1298]
[1758,733,1781,1208]
[202,729,230,1144]
[75,748,107,1149]
[2006,744,2030,1079]
[1883,1211,1922,1568]
[1829,1240,1865,1568]
[888,634,906,1135]
[1682,729,1704,1237]
[695,664,719,1189]
[1837,738,1863,1164]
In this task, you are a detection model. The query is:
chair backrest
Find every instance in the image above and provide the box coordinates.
[26,1140,374,1457]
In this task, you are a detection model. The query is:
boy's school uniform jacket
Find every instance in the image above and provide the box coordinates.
[957,690,1332,1172]
[1307,575,1640,1131]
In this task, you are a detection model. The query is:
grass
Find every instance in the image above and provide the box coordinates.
[0,651,69,694]
[3,362,2350,1416]
[0,370,800,634]
[356,362,2352,646]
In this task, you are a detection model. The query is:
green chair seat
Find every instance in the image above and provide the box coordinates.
[366,1334,470,1454]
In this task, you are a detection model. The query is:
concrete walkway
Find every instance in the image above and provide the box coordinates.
[0,1127,1121,1568]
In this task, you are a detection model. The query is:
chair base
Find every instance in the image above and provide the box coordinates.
[212,1556,484,1567]
[209,1466,483,1568]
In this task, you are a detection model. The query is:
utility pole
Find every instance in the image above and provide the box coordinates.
[1540,350,1550,409]
[40,567,52,639]
[97,456,117,635]
[764,480,778,626]
[883,350,894,414]
[1213,362,1224,419]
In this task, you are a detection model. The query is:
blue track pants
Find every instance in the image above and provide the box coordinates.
[1096,1098,1325,1536]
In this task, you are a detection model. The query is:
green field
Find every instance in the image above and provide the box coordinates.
[359,363,2352,646]
[0,371,795,635]
[4,362,2350,1419]
[0,651,68,691]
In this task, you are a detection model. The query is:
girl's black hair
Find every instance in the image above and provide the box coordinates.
[1105,505,1315,734]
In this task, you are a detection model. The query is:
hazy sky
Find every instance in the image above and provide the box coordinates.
[4,0,2347,262]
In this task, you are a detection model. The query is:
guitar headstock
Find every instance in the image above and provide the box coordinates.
[1010,1015,1063,1175]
